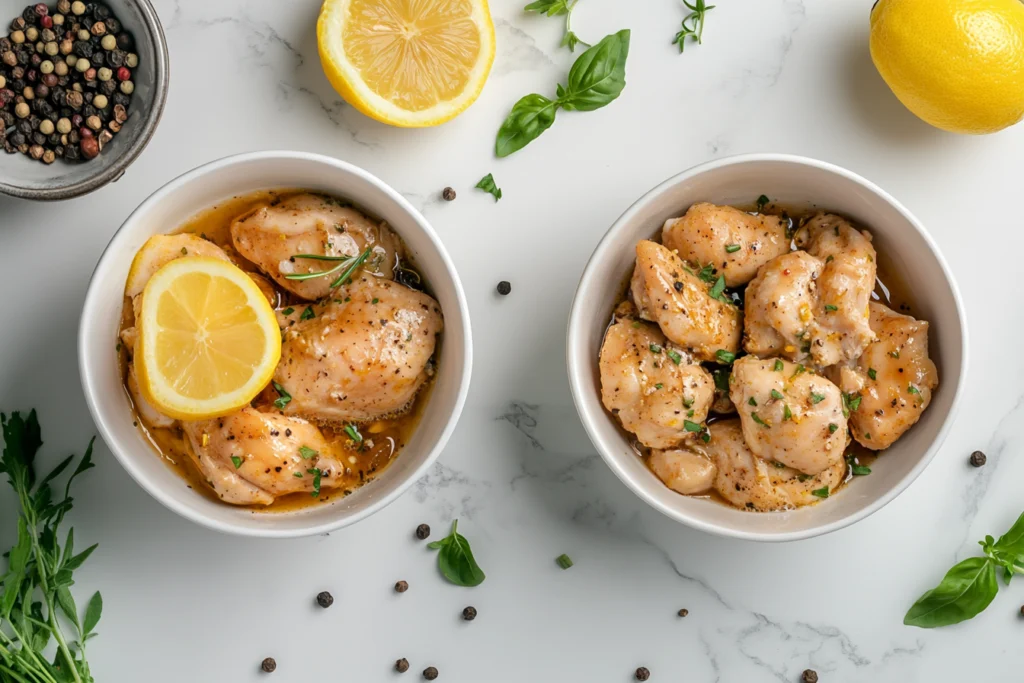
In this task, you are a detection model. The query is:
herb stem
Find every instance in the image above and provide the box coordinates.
[564,0,589,48]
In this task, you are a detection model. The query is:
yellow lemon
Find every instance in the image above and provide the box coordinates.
[870,0,1024,134]
[125,233,230,302]
[317,0,495,128]
[136,257,281,421]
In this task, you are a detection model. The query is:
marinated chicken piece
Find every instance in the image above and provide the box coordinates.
[648,448,717,495]
[795,213,877,366]
[183,407,347,505]
[630,240,742,362]
[729,356,848,475]
[274,276,442,424]
[699,420,845,511]
[231,193,402,301]
[662,203,790,287]
[126,363,175,429]
[829,302,938,450]
[599,311,715,449]
[743,251,823,362]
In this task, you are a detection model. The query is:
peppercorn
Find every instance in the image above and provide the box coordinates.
[79,134,96,158]
[51,14,63,26]
[25,27,37,42]
[2,51,15,66]
[38,118,52,134]
[21,7,36,23]
[89,52,103,67]
[96,128,110,149]
[315,591,334,608]
[57,0,70,13]
[28,143,42,159]
[118,79,131,94]
[63,142,77,159]
[74,58,87,72]
[11,30,24,44]
[115,65,128,81]
[395,658,410,673]
[55,116,69,133]
[90,21,105,36]
[72,39,91,58]
[92,93,106,109]
[802,670,818,683]
[59,37,71,54]
[115,31,131,50]
[496,280,511,295]
[394,580,409,593]
[677,608,689,617]
[111,91,128,107]
[41,148,53,163]
[10,17,25,31]
[422,667,438,680]
[70,1,85,16]
[969,451,986,467]
[415,523,430,539]
[260,657,276,673]
[441,187,456,201]
[14,101,28,118]
[41,72,56,87]
[462,606,477,621]
[40,14,51,29]
[99,33,113,50]
[635,667,650,681]
[9,132,24,146]
[106,47,122,66]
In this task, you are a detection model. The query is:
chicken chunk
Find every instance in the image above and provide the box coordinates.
[795,213,877,366]
[729,356,848,475]
[828,302,938,450]
[662,203,791,287]
[648,448,717,495]
[231,193,402,301]
[599,311,715,449]
[698,420,845,511]
[630,240,742,362]
[274,277,442,424]
[743,251,823,362]
[183,407,347,505]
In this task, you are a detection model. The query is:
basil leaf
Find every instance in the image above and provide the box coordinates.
[524,0,568,15]
[428,520,486,587]
[904,557,998,628]
[560,29,630,112]
[994,511,1024,557]
[475,174,502,201]
[496,94,560,158]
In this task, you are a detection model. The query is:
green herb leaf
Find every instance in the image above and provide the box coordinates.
[344,424,363,443]
[293,471,304,478]
[725,244,741,253]
[299,446,318,460]
[307,468,322,497]
[300,306,316,321]
[560,30,630,112]
[908,384,921,395]
[673,0,716,52]
[556,553,574,569]
[83,591,102,636]
[683,420,703,432]
[715,349,735,364]
[712,368,730,392]
[811,486,830,498]
[810,392,825,404]
[748,397,757,407]
[852,464,871,475]
[904,557,998,628]
[868,368,877,381]
[696,264,716,283]
[272,381,292,410]
[773,359,784,372]
[230,456,243,469]
[649,343,663,354]
[666,349,683,365]
[994,511,1024,557]
[751,412,769,428]
[495,94,560,158]
[755,194,769,211]
[783,404,792,421]
[475,173,502,201]
[654,383,664,390]
[824,304,838,312]
[828,423,838,434]
[708,274,727,301]
[281,306,295,316]
[427,520,486,587]
[524,0,569,15]
[770,389,784,400]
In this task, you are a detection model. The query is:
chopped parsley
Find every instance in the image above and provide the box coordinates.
[828,423,838,434]
[867,368,877,381]
[847,456,872,476]
[299,445,318,460]
[824,304,838,312]
[307,468,322,497]
[281,306,295,315]
[293,472,304,478]
[649,344,663,354]
[683,396,694,408]
[715,349,736,364]
[842,392,861,417]
[748,397,757,407]
[750,412,769,428]
[782,404,792,421]
[773,359,784,372]
[825,254,834,263]
[756,194,769,211]
[700,431,710,443]
[230,456,243,469]
[725,244,741,253]
[709,275,727,301]
[272,381,292,410]
[811,486,830,498]
[810,392,825,404]
[654,383,664,390]
[696,264,717,283]
[713,369,730,392]
[371,298,379,304]
[556,553,574,570]
[687,409,694,417]
[889,350,900,359]
[770,389,784,400]
[907,384,921,395]
[792,364,806,377]
[683,420,703,432]
[300,306,316,321]
[666,349,683,365]
[344,424,363,443]
[797,473,813,482]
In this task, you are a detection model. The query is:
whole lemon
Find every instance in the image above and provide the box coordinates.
[870,0,1024,134]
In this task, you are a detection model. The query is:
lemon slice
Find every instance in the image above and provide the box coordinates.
[317,0,495,127]
[136,257,281,421]
[125,233,230,301]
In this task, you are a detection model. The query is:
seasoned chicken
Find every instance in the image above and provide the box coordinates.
[274,276,442,424]
[743,251,823,362]
[729,356,848,475]
[630,240,742,362]
[795,213,877,366]
[662,203,790,287]
[599,309,715,449]
[697,420,845,511]
[183,407,347,505]
[648,448,717,495]
[231,193,402,301]
[828,302,938,450]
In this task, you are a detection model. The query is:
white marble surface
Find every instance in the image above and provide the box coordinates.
[1,0,1022,680]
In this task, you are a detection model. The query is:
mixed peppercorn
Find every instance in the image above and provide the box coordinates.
[0,2,137,164]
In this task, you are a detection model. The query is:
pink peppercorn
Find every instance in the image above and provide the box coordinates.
[116,66,130,81]
[40,15,52,28]
[34,3,48,16]
[80,136,99,159]
[84,67,95,81]
[78,127,92,138]
[71,113,82,128]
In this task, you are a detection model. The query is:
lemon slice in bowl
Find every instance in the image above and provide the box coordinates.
[317,0,495,128]
[135,257,281,420]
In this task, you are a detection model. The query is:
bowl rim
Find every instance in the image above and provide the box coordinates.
[0,0,169,201]
[566,152,969,542]
[77,150,474,537]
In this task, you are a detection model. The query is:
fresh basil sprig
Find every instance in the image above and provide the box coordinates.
[495,29,630,158]
[427,519,486,587]
[904,511,1024,628]
[524,0,589,52]
[475,173,502,201]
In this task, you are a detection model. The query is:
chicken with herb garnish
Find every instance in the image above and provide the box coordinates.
[828,302,938,450]
[662,202,791,287]
[648,447,717,495]
[231,192,403,301]
[599,304,715,449]
[630,240,742,362]
[743,250,823,362]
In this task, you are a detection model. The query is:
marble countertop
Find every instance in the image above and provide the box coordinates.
[0,0,1022,680]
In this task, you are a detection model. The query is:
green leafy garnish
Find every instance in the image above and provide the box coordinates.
[792,364,806,377]
[811,486,830,498]
[908,384,921,395]
[842,393,862,418]
[281,307,295,316]
[847,456,871,476]
[725,244,741,253]
[756,194,769,211]
[427,520,486,587]
[672,0,715,52]
[773,359,784,372]
[666,349,683,365]
[272,381,292,410]
[828,423,838,434]
[649,344,663,354]
[748,397,757,407]
[715,349,735,364]
[750,412,769,428]
[890,350,901,359]
[770,389,784,400]
[683,420,703,433]
[299,446,318,460]
[344,424,363,443]
[524,0,589,52]
[868,368,877,381]
[285,247,372,291]
[782,404,792,421]
[475,173,502,201]
[708,274,727,301]
[0,410,102,683]
[654,383,664,390]
[300,306,316,321]
[696,264,716,283]
[230,456,243,469]
[810,392,825,404]
[307,468,322,497]
[824,304,838,312]
[556,553,574,570]
[293,471,304,478]
[496,30,630,157]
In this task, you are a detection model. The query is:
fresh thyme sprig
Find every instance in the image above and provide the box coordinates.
[673,0,715,53]
[283,246,372,289]
[524,0,590,52]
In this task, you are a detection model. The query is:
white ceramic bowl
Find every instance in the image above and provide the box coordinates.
[567,154,967,542]
[79,151,472,537]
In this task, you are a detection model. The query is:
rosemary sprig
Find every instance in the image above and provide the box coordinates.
[673,0,715,53]
[283,246,372,289]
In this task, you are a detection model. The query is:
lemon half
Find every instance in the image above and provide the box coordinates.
[317,0,495,128]
[136,257,281,421]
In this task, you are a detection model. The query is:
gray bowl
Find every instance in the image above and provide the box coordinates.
[0,0,168,200]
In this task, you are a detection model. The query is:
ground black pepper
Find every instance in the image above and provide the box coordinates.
[441,187,455,201]
[260,658,276,673]
[635,667,650,681]
[461,606,477,621]
[496,280,511,296]
[394,580,409,593]
[315,591,333,608]
[415,523,430,540]
[969,450,986,467]
[422,666,438,680]
[395,658,410,673]
[801,670,818,683]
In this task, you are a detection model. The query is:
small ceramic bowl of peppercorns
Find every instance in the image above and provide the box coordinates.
[0,0,167,200]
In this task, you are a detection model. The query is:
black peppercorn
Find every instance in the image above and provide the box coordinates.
[104,16,119,33]
[64,142,78,159]
[462,606,477,621]
[9,132,24,146]
[415,523,430,540]
[635,667,650,681]
[94,4,110,19]
[111,90,127,107]
[115,31,130,50]
[261,658,276,673]
[801,670,818,683]
[970,451,986,467]
[422,666,438,680]
[106,47,123,66]
[677,608,689,617]
[395,658,410,673]
[394,580,408,593]
[496,280,511,296]
[315,591,333,608]
[11,17,25,32]
[72,40,91,57]
[441,186,455,201]
[21,8,37,24]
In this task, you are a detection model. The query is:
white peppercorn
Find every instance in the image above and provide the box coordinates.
[86,114,101,131]
[97,66,111,81]
[38,119,53,135]
[54,60,67,75]
[75,58,88,73]
[44,41,57,56]
[25,27,37,41]
[56,117,70,134]
[39,59,52,73]
[92,94,107,109]
[14,102,29,118]
[125,52,138,68]
[118,79,133,94]
[11,30,24,44]
[71,1,85,15]
[100,34,115,50]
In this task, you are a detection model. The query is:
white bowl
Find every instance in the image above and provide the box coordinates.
[79,151,472,537]
[566,154,967,542]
